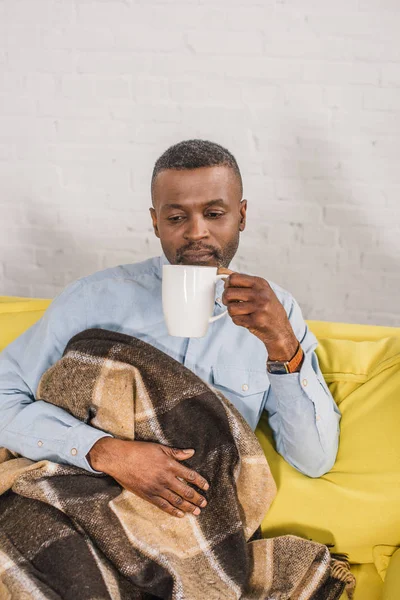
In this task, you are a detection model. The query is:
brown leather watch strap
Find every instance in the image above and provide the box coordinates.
[287,343,304,373]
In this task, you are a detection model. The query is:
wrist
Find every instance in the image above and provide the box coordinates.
[265,333,299,362]
[87,436,119,473]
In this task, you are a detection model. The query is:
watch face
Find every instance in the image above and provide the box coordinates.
[267,362,289,375]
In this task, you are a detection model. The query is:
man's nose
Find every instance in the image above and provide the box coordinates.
[183,217,209,241]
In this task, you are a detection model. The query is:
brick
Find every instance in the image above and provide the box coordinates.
[1,203,24,224]
[364,87,400,111]
[60,163,131,193]
[339,226,378,249]
[254,200,323,224]
[100,250,146,270]
[303,62,380,85]
[87,210,153,235]
[76,2,136,25]
[376,228,400,248]
[346,287,400,314]
[332,109,400,135]
[381,64,400,86]
[55,118,134,143]
[114,26,185,52]
[77,51,145,75]
[0,116,57,140]
[61,75,131,99]
[383,186,400,206]
[117,5,227,31]
[170,78,244,107]
[37,95,110,119]
[0,72,26,94]
[0,145,14,160]
[361,251,400,273]
[3,262,66,286]
[325,206,400,227]
[0,164,61,196]
[253,108,332,133]
[358,0,399,10]
[4,0,75,24]
[40,26,115,51]
[305,13,400,41]
[264,223,302,246]
[0,25,40,48]
[1,279,33,298]
[282,84,325,109]
[300,223,337,246]
[25,74,58,98]
[36,247,101,274]
[323,86,364,109]
[186,30,263,55]
[0,94,37,116]
[6,48,77,73]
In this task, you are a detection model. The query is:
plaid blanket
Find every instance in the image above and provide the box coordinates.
[0,328,355,599]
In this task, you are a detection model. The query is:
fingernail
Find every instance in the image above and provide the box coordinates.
[183,449,195,454]
[200,499,207,508]
[193,507,201,516]
[204,483,209,491]
[177,511,185,518]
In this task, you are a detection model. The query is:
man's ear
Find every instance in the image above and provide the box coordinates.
[239,199,247,232]
[149,207,160,239]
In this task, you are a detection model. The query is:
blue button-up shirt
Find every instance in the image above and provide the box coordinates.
[0,255,340,477]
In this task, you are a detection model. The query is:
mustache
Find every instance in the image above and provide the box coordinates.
[176,244,222,261]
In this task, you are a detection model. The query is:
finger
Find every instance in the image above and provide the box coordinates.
[170,478,208,508]
[217,267,234,276]
[175,463,210,491]
[228,301,257,317]
[231,314,252,329]
[223,287,254,304]
[162,489,202,515]
[164,447,195,461]
[150,495,186,518]
[225,273,259,289]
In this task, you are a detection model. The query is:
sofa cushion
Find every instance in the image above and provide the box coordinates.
[257,335,400,565]
[0,297,51,353]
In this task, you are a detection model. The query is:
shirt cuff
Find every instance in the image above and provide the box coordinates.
[60,422,113,473]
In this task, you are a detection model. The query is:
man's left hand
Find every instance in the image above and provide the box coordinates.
[219,269,299,361]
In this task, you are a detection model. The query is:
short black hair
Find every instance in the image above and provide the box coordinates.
[151,139,243,197]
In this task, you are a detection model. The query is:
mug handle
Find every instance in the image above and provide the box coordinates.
[209,274,228,323]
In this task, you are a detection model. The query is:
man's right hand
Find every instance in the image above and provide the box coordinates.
[87,437,209,518]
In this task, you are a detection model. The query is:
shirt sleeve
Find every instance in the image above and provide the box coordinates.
[0,280,112,473]
[263,296,341,478]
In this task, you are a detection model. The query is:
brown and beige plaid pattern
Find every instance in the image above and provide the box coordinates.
[0,328,355,599]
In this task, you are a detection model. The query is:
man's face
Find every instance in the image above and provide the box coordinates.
[150,166,247,268]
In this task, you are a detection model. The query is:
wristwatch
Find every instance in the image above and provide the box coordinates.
[267,343,304,375]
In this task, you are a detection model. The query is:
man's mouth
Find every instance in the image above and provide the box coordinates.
[176,245,219,263]
[182,250,214,259]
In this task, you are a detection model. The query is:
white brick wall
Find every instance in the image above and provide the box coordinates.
[1,0,399,326]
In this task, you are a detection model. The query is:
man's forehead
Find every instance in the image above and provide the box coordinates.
[152,166,241,207]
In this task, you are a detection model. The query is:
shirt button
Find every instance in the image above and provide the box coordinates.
[302,379,308,387]
[216,297,222,304]
[37,440,43,447]
[242,384,249,392]
[316,415,321,421]
[70,448,78,456]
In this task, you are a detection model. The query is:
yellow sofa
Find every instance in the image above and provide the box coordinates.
[1,296,400,600]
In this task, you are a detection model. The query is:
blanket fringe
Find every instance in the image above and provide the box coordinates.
[330,553,356,600]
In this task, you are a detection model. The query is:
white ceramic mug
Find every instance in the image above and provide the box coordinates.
[162,265,227,337]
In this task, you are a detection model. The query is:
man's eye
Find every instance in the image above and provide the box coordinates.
[207,212,224,219]
[168,216,185,222]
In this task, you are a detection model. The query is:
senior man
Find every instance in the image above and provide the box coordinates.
[0,139,340,520]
